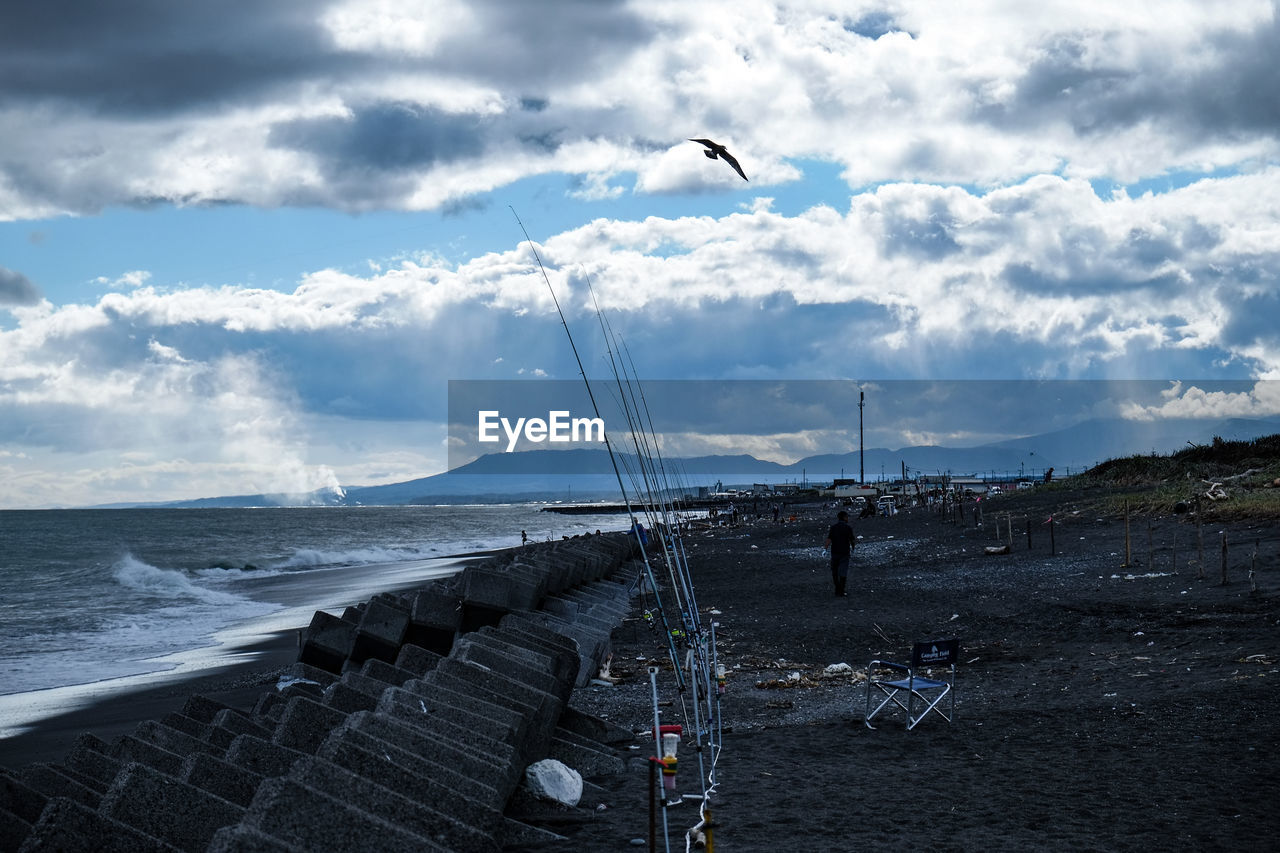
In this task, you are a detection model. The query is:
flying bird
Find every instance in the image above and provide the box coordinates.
[689,138,748,181]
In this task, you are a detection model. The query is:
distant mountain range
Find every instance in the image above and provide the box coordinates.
[104,416,1280,508]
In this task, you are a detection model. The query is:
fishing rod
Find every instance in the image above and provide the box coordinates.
[509,208,685,690]
[584,287,721,816]
[582,275,697,633]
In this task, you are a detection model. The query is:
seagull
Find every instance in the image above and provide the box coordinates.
[689,138,748,181]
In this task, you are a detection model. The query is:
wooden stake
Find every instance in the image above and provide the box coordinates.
[1026,517,1032,550]
[1220,531,1228,586]
[1007,512,1013,547]
[1122,501,1132,568]
[1171,526,1177,572]
[1196,501,1205,580]
[1049,515,1055,556]
[1250,539,1259,593]
[1146,519,1154,568]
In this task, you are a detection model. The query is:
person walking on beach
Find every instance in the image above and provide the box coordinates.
[521,530,529,547]
[824,510,855,597]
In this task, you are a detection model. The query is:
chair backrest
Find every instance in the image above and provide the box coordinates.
[911,638,959,668]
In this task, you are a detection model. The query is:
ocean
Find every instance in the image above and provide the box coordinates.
[0,503,627,738]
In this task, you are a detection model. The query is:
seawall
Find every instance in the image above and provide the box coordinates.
[1,532,641,852]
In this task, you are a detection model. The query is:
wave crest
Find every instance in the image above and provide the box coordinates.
[112,554,245,605]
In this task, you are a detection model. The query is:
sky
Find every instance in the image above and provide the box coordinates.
[2,0,1279,508]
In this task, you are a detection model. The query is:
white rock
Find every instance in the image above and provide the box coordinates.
[524,759,583,807]
[824,662,853,676]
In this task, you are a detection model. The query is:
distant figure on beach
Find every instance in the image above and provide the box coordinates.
[521,530,528,546]
[630,517,648,547]
[772,503,780,523]
[1044,467,1054,484]
[823,510,855,597]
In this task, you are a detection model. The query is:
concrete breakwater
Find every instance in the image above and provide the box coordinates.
[1,533,641,852]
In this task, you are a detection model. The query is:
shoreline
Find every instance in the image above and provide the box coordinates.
[0,547,507,769]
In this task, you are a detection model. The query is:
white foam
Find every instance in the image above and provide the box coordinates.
[113,554,244,605]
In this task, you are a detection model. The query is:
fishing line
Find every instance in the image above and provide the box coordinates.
[509,207,685,689]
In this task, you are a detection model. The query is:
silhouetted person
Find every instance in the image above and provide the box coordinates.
[824,510,855,597]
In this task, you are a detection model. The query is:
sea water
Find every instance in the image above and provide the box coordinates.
[0,504,626,736]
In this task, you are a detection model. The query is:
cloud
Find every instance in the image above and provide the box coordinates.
[0,266,41,306]
[2,2,1276,215]
[1120,380,1280,420]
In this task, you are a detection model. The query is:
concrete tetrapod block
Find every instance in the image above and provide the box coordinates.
[16,764,102,809]
[507,612,612,685]
[1,767,48,824]
[21,796,181,853]
[159,711,207,739]
[392,679,529,747]
[498,612,581,654]
[0,806,31,852]
[395,643,445,676]
[429,660,561,734]
[450,636,566,700]
[315,733,504,838]
[62,738,123,792]
[558,705,638,745]
[405,587,461,655]
[322,721,501,807]
[350,595,410,665]
[472,628,580,691]
[297,610,358,674]
[426,663,561,764]
[357,657,419,687]
[182,694,244,725]
[206,824,306,852]
[99,761,244,853]
[375,687,522,759]
[287,755,498,853]
[133,719,223,761]
[348,708,515,797]
[224,735,309,780]
[180,751,265,808]
[242,776,450,853]
[549,727,627,777]
[321,680,381,715]
[272,695,349,754]
[277,661,338,691]
[212,707,275,743]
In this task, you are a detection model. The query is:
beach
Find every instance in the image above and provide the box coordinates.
[545,487,1280,851]
[2,487,1277,851]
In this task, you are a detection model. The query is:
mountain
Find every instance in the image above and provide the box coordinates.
[106,416,1280,508]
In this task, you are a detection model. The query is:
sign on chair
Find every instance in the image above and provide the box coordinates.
[912,639,959,668]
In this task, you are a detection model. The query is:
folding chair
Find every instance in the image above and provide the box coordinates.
[864,638,959,730]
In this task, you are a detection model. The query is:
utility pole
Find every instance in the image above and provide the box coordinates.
[858,389,865,485]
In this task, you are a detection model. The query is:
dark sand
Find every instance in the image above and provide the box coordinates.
[0,633,298,768]
[544,488,1280,852]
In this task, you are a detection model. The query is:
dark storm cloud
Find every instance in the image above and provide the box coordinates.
[1219,284,1280,350]
[977,16,1280,139]
[0,0,345,115]
[272,102,486,172]
[0,0,654,117]
[0,266,42,305]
